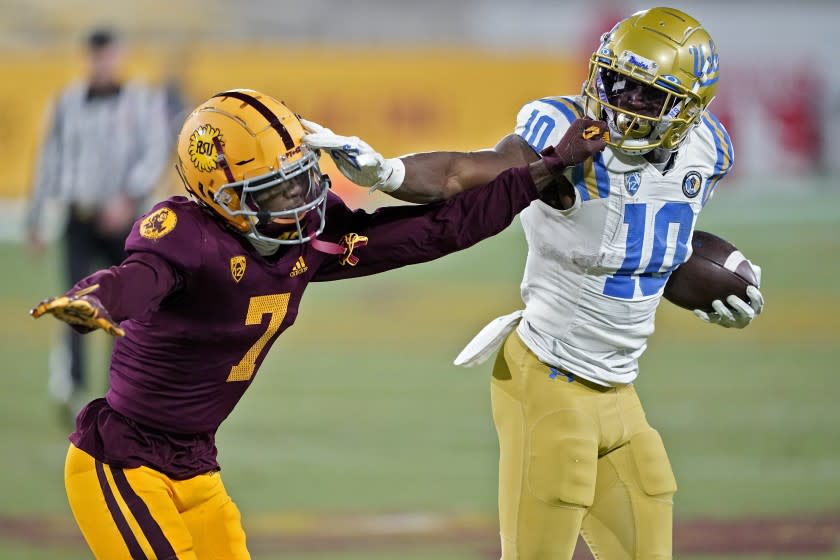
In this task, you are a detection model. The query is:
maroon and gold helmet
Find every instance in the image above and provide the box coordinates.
[175,89,328,246]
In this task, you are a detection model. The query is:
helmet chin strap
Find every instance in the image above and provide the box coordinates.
[245,203,346,257]
[245,230,347,259]
[213,137,236,183]
[310,237,346,257]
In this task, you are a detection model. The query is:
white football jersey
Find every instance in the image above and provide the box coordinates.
[510,95,733,386]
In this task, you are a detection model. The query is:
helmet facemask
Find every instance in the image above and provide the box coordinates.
[585,51,701,155]
[213,144,330,246]
[582,4,720,156]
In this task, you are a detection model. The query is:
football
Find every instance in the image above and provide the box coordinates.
[663,230,758,312]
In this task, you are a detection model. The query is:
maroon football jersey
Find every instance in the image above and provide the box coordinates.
[70,166,537,478]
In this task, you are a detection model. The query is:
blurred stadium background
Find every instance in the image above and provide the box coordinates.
[1,0,839,559]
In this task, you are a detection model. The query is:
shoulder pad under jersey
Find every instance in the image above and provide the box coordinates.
[515,96,586,153]
[694,110,735,205]
[125,196,208,272]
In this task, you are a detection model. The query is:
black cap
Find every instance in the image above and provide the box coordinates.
[87,27,118,51]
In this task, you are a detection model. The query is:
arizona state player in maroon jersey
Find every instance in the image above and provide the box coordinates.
[30,89,608,559]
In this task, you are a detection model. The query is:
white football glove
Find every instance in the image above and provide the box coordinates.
[693,263,764,329]
[300,119,405,193]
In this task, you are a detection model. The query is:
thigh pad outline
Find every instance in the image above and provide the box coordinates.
[528,409,599,507]
[628,429,677,497]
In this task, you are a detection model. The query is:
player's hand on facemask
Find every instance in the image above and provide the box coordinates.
[693,263,764,329]
[30,288,125,337]
[300,119,405,193]
[540,118,610,173]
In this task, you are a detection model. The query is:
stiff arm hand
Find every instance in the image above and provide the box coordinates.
[540,118,609,173]
[300,119,404,193]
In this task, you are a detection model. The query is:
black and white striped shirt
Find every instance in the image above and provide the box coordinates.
[26,80,170,230]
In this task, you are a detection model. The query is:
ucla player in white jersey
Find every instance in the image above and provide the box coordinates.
[504,91,734,384]
[303,7,764,559]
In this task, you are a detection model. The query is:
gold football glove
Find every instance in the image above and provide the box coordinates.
[30,284,124,337]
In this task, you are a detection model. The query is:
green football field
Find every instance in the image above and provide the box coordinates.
[1,181,838,559]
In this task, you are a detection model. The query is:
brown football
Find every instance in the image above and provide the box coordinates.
[663,230,758,312]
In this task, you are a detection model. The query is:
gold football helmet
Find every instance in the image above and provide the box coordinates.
[582,7,720,154]
[175,89,328,246]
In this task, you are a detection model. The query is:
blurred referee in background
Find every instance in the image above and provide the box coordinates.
[25,27,169,425]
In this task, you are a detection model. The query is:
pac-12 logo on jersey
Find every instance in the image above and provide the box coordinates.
[230,256,246,282]
[624,171,641,196]
[682,171,702,198]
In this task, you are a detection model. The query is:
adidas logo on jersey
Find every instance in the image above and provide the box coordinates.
[290,257,308,277]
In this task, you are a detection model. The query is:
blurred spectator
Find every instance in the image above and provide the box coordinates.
[25,27,169,423]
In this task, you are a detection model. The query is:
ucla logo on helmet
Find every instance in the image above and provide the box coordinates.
[689,40,720,86]
[188,125,223,172]
[682,171,702,198]
[624,171,642,196]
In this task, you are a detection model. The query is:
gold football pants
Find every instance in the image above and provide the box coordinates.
[65,444,249,559]
[491,332,677,559]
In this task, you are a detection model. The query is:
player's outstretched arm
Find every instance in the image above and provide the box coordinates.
[313,119,608,281]
[301,119,538,204]
[30,252,181,336]
[393,134,539,203]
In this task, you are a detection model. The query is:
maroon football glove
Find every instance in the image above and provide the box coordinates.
[540,118,609,174]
